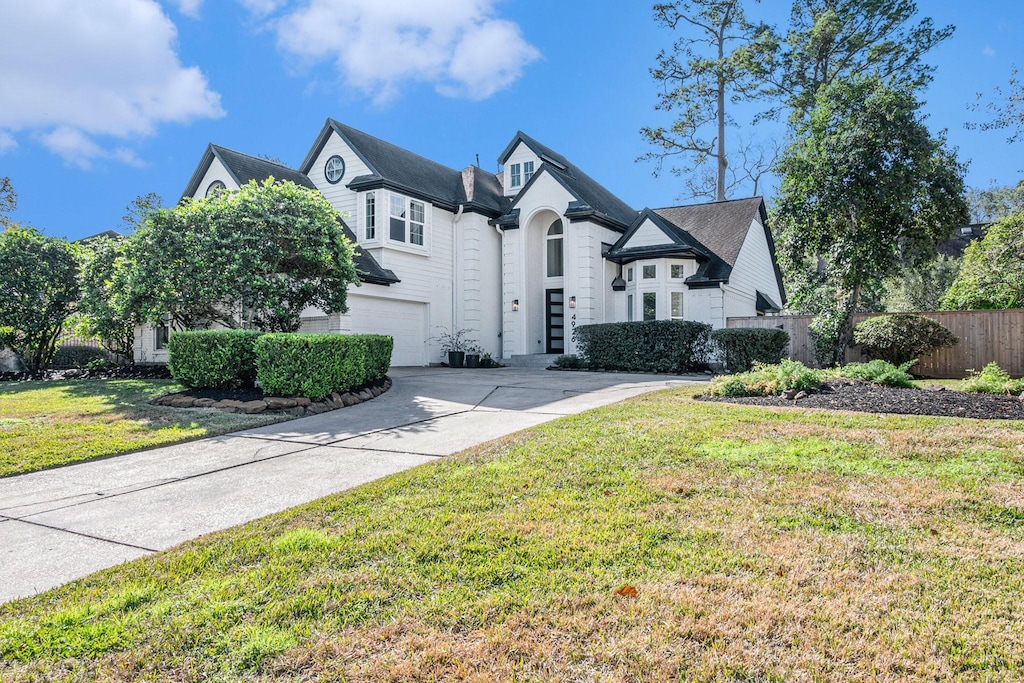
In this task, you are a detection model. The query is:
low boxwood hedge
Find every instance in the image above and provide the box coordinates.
[255,333,393,398]
[711,328,790,373]
[167,329,262,389]
[573,320,712,373]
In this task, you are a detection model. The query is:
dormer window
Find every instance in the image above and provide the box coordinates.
[510,163,522,188]
[389,194,407,241]
[386,192,428,249]
[523,161,535,184]
[365,192,376,240]
[409,200,425,246]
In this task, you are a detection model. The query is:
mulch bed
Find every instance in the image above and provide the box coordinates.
[697,379,1024,420]
[151,375,393,416]
[0,365,173,383]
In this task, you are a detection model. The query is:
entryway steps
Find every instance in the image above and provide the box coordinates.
[505,354,561,369]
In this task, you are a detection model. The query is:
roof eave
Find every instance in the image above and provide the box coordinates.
[347,176,459,213]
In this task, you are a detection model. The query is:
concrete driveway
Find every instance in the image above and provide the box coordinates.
[0,367,704,603]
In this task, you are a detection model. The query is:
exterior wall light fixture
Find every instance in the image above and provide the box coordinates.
[569,296,576,308]
[512,299,519,312]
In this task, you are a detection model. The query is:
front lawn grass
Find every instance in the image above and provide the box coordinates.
[0,380,284,478]
[2,388,1024,680]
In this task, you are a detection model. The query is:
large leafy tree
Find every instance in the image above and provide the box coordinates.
[940,212,1024,310]
[122,179,358,332]
[640,0,773,200]
[775,77,968,365]
[0,226,81,373]
[77,235,140,363]
[756,0,954,120]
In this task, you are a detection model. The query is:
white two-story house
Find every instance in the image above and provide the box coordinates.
[136,120,785,366]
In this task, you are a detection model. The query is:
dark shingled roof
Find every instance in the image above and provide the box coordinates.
[499,132,637,231]
[337,219,400,286]
[937,223,987,258]
[181,144,317,200]
[314,120,507,217]
[210,145,317,190]
[76,229,122,244]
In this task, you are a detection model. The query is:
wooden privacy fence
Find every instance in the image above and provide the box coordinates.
[727,309,1024,379]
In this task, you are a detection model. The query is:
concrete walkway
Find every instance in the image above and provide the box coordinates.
[0,367,704,603]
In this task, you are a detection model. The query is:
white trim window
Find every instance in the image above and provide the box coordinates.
[365,192,376,240]
[510,163,522,188]
[546,219,564,277]
[642,264,657,279]
[523,161,535,184]
[643,291,657,321]
[627,294,634,322]
[671,264,685,279]
[671,291,685,320]
[389,193,407,242]
[410,200,425,246]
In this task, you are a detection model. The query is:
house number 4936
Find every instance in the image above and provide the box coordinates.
[571,313,576,328]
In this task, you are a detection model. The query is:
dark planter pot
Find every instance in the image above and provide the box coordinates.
[447,351,465,368]
[465,354,480,368]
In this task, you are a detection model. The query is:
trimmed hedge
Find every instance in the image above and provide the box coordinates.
[255,333,393,398]
[573,320,712,373]
[853,314,959,367]
[167,329,262,389]
[711,328,789,373]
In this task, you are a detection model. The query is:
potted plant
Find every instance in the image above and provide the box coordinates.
[465,344,482,368]
[436,328,475,368]
[480,352,494,368]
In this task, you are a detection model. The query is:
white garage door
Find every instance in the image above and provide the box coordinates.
[347,295,428,367]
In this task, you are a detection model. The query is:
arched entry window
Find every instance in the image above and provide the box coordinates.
[546,219,564,277]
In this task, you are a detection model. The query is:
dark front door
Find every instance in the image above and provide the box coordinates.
[546,288,565,354]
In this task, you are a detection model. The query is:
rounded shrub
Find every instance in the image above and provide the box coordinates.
[167,329,262,389]
[710,328,790,373]
[852,314,958,367]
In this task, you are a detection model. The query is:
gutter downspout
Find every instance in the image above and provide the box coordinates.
[452,203,465,333]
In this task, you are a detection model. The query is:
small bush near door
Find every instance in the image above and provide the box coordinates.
[573,320,712,373]
[167,330,263,389]
[711,328,790,373]
[255,333,393,398]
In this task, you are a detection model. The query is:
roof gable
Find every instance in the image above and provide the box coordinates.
[181,144,315,201]
[605,198,771,288]
[498,131,570,170]
[302,119,506,216]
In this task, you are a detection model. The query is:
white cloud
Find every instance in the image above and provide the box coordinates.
[262,0,540,103]
[0,0,224,166]
[238,0,287,16]
[0,131,16,154]
[983,45,996,58]
[172,0,203,17]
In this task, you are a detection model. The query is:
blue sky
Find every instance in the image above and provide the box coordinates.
[1,0,1022,241]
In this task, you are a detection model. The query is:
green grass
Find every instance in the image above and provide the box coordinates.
[0,380,285,477]
[2,389,1024,680]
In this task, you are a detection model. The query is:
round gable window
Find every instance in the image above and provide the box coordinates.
[324,155,346,184]
[205,180,226,197]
